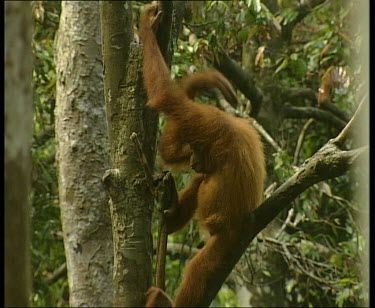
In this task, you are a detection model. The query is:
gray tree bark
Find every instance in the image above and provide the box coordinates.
[5,2,33,306]
[55,1,113,306]
[100,1,160,306]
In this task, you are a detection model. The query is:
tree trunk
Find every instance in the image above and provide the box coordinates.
[5,2,33,306]
[55,1,113,306]
[100,2,159,306]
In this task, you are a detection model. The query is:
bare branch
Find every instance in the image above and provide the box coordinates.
[293,118,315,165]
[44,262,67,284]
[282,87,350,122]
[154,172,178,291]
[319,102,351,123]
[283,87,317,102]
[332,94,367,146]
[275,208,295,239]
[214,89,282,152]
[251,118,282,152]
[283,104,346,130]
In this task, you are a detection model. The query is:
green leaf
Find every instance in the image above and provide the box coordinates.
[263,270,271,277]
[289,59,307,78]
[253,0,261,13]
[286,279,296,293]
[274,59,289,75]
[239,29,250,42]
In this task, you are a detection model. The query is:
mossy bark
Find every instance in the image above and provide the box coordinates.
[100,2,159,306]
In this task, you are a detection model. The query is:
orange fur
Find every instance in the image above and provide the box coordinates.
[140,3,266,307]
[179,70,239,107]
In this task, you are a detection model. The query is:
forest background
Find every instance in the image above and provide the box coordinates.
[5,0,369,307]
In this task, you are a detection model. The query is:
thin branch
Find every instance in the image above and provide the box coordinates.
[319,102,351,123]
[44,262,67,284]
[282,87,350,123]
[154,172,178,291]
[275,208,295,239]
[293,118,315,165]
[283,87,317,102]
[213,88,239,112]
[214,89,282,152]
[263,182,278,199]
[183,21,217,29]
[332,94,367,146]
[283,104,346,130]
[279,241,336,286]
[262,237,333,271]
[251,118,282,152]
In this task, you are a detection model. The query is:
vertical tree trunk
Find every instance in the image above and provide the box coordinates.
[5,2,33,306]
[351,1,369,304]
[100,2,159,306]
[55,1,113,306]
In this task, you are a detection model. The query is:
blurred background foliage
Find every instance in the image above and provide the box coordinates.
[31,0,367,306]
[31,1,68,306]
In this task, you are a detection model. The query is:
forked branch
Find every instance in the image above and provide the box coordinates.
[199,98,368,306]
